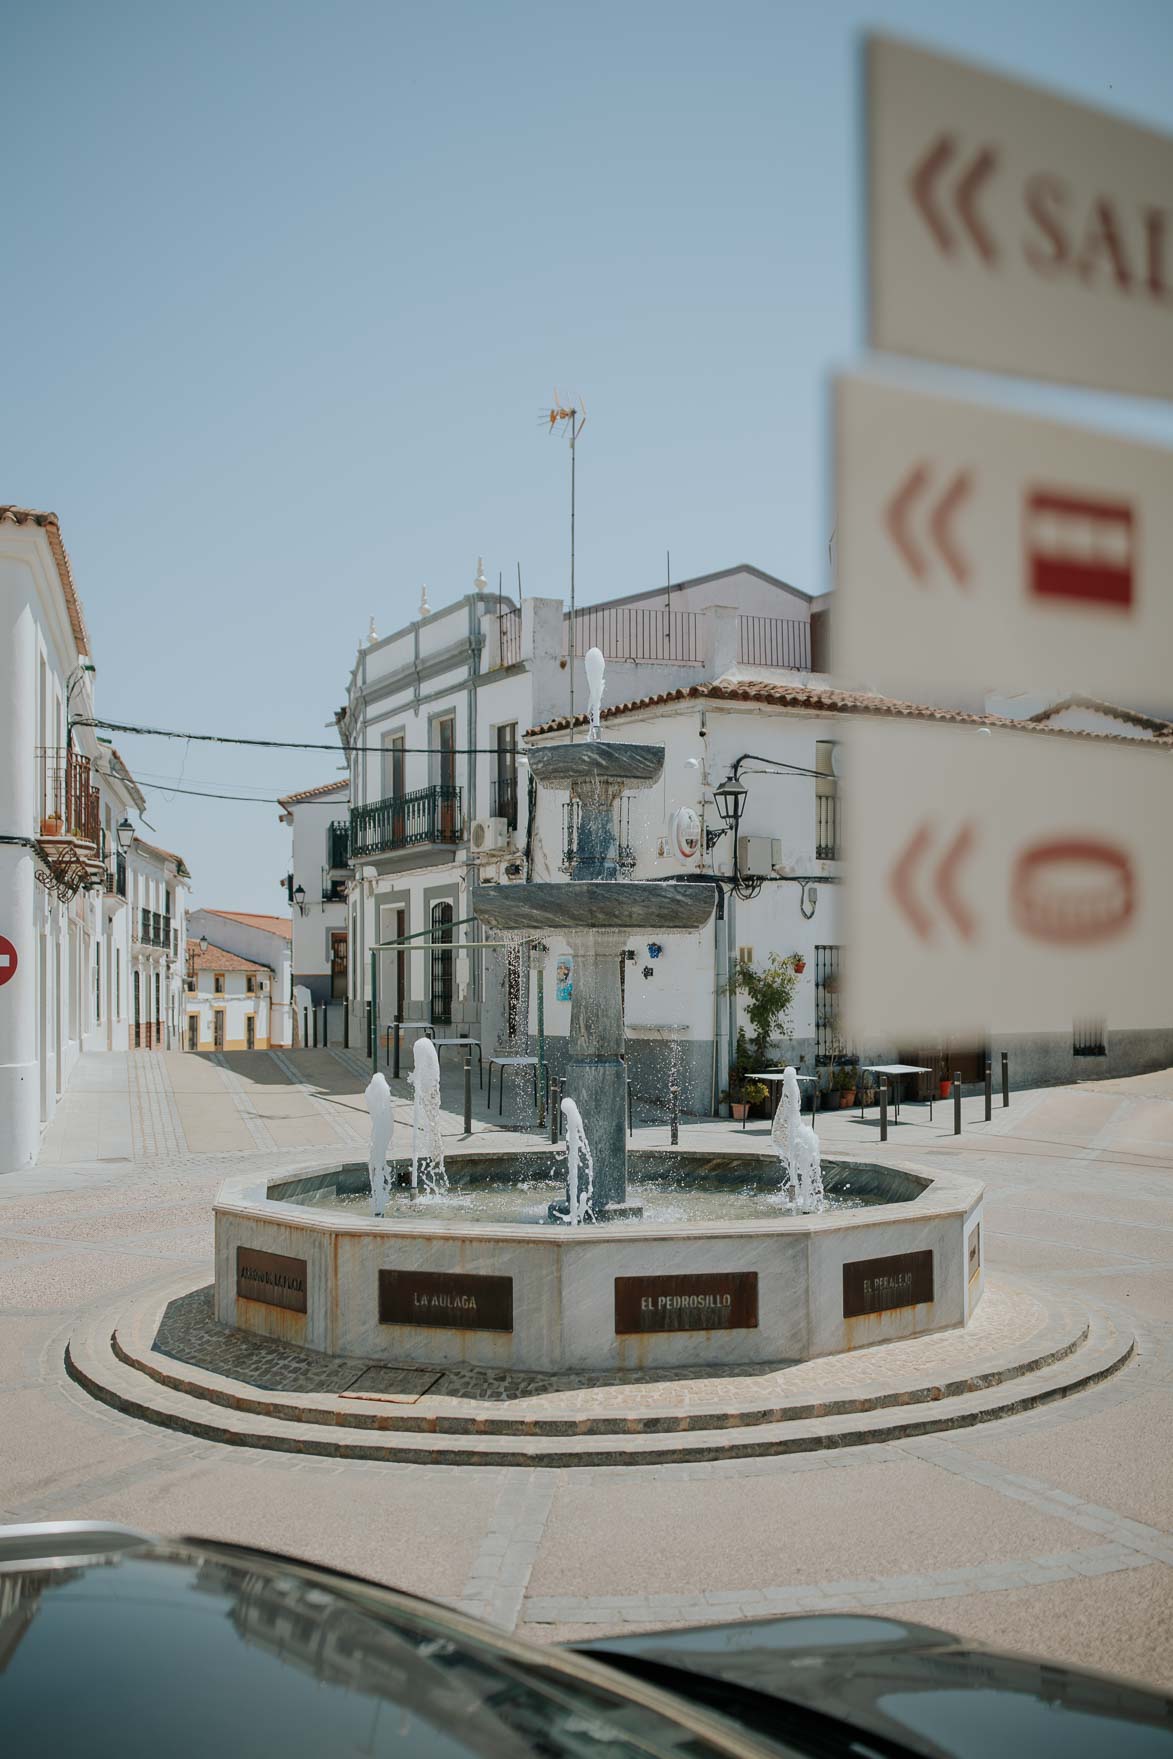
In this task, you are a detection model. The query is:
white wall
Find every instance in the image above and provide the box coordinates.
[188,910,293,1045]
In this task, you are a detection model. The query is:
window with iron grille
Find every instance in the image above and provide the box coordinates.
[430,902,454,1025]
[1073,1019,1106,1057]
[814,945,844,1065]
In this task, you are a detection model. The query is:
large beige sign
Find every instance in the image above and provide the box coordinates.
[842,718,1171,1040]
[868,36,1173,399]
[835,374,1173,702]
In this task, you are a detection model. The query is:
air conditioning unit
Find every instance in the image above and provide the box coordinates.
[736,835,784,876]
[471,817,510,854]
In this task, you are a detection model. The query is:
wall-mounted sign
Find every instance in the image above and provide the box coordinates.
[615,1272,759,1335]
[968,1224,981,1284]
[867,35,1173,400]
[379,1268,513,1333]
[0,936,17,988]
[555,957,573,1002]
[843,1249,934,1319]
[236,1246,307,1314]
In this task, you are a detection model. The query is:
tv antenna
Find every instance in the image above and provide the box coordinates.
[545,393,586,736]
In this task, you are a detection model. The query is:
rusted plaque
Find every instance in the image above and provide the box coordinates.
[379,1269,513,1333]
[968,1223,981,1282]
[236,1246,307,1314]
[843,1249,933,1318]
[614,1272,758,1335]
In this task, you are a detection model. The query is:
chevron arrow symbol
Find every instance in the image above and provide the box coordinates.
[909,135,999,264]
[885,464,972,587]
[889,821,979,943]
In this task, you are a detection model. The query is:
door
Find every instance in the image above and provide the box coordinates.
[437,716,456,839]
[154,971,161,1047]
[213,1011,225,1051]
[246,1014,256,1051]
[395,908,406,1020]
[133,970,141,1049]
[330,931,348,1001]
[495,723,518,829]
[430,902,453,1025]
[187,1014,198,1052]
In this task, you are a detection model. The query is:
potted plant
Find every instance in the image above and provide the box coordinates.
[936,1057,953,1100]
[837,1063,858,1108]
[728,953,799,1067]
[790,952,806,976]
[41,810,63,836]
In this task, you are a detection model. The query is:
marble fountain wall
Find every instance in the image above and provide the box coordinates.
[213,1159,985,1373]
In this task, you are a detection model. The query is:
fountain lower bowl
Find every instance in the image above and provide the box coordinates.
[214,1148,984,1374]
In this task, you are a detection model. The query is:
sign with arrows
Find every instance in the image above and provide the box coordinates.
[834,374,1173,702]
[842,718,1172,1040]
[867,36,1173,399]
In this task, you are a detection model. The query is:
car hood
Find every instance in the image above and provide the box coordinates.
[576,1613,1173,1759]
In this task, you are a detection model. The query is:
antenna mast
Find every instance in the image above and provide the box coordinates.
[546,393,586,737]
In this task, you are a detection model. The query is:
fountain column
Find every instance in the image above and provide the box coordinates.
[564,928,629,1213]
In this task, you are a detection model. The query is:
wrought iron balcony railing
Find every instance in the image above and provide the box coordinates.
[136,908,172,948]
[327,818,350,871]
[816,791,841,861]
[350,784,464,860]
[105,853,128,897]
[37,745,101,847]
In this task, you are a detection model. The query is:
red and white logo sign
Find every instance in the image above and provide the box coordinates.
[0,936,18,987]
[1025,490,1134,611]
[1011,839,1135,944]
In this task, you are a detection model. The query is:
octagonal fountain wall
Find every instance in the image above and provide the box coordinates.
[213,1151,985,1374]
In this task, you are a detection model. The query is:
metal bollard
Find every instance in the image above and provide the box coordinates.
[343,1006,349,1049]
[1001,1050,1009,1108]
[879,1077,888,1142]
[669,1083,680,1147]
[393,1022,401,1079]
[365,1001,372,1059]
[312,1007,318,1049]
[984,1061,992,1122]
[549,1077,561,1144]
[464,1057,473,1135]
[953,1073,962,1135]
[627,1079,634,1139]
[303,1006,309,1050]
[322,1007,328,1050]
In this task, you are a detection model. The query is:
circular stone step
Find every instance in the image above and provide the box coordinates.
[64,1271,1136,1467]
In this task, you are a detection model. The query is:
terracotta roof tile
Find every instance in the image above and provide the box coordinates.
[276,779,349,808]
[1025,695,1173,735]
[0,506,92,660]
[132,836,191,879]
[525,679,1173,748]
[202,909,292,940]
[189,941,272,975]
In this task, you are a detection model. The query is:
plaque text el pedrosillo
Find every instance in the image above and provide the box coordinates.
[236,1246,308,1314]
[379,1269,513,1333]
[843,1249,933,1319]
[614,1272,758,1335]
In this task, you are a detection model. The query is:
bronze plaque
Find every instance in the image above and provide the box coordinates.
[615,1272,758,1335]
[379,1269,513,1333]
[843,1249,934,1319]
[968,1223,981,1282]
[236,1246,307,1314]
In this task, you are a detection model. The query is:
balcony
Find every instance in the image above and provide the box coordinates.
[737,616,811,671]
[105,853,128,899]
[136,908,172,949]
[350,784,464,861]
[327,818,350,871]
[37,746,101,848]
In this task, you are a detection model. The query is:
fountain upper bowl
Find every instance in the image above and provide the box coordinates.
[527,743,664,790]
[472,880,715,932]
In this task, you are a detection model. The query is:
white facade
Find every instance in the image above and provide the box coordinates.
[187,910,293,1047]
[127,838,190,1051]
[184,951,273,1052]
[278,780,349,1012]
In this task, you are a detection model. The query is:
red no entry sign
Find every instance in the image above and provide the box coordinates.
[0,936,17,987]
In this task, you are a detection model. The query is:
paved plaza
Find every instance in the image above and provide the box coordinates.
[3,1048,1172,1689]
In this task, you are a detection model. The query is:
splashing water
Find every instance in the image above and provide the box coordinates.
[559,1096,595,1224]
[365,1071,394,1217]
[409,1036,447,1195]
[770,1065,824,1212]
[584,646,606,743]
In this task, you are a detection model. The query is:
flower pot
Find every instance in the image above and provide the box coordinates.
[792,958,806,975]
[41,814,63,836]
[731,1101,749,1121]
[937,1078,952,1100]
[840,1089,856,1108]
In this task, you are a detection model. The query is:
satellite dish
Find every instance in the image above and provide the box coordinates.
[671,806,701,861]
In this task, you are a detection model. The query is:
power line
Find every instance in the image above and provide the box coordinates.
[78,716,513,757]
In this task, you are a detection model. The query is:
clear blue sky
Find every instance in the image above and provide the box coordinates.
[4,0,1171,910]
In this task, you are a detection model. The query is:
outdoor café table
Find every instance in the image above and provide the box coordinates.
[744,1071,818,1130]
[421,1033,483,1089]
[487,1055,539,1118]
[859,1064,934,1124]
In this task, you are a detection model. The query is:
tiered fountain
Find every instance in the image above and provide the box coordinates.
[213,655,983,1373]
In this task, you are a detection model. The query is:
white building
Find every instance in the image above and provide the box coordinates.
[127,837,190,1050]
[277,779,350,1019]
[187,909,293,1046]
[184,939,273,1052]
[339,563,817,1066]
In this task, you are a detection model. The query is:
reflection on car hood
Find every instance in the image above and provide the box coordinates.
[576,1614,1173,1759]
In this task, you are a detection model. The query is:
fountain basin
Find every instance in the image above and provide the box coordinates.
[472,882,715,932]
[526,742,665,790]
[213,1150,984,1373]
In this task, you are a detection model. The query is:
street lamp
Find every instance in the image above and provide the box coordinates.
[705,774,748,850]
[116,816,135,853]
[293,883,307,916]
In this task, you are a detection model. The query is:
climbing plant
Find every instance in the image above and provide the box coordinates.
[728,952,799,1063]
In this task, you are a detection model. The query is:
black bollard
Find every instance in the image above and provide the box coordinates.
[393,1021,401,1080]
[365,1001,372,1059]
[322,1006,328,1050]
[984,1061,992,1122]
[464,1056,472,1135]
[669,1083,680,1147]
[879,1077,888,1142]
[303,1006,309,1050]
[312,1007,318,1049]
[343,1005,349,1050]
[1001,1050,1009,1108]
[627,1079,633,1139]
[549,1077,561,1144]
[953,1072,962,1135]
